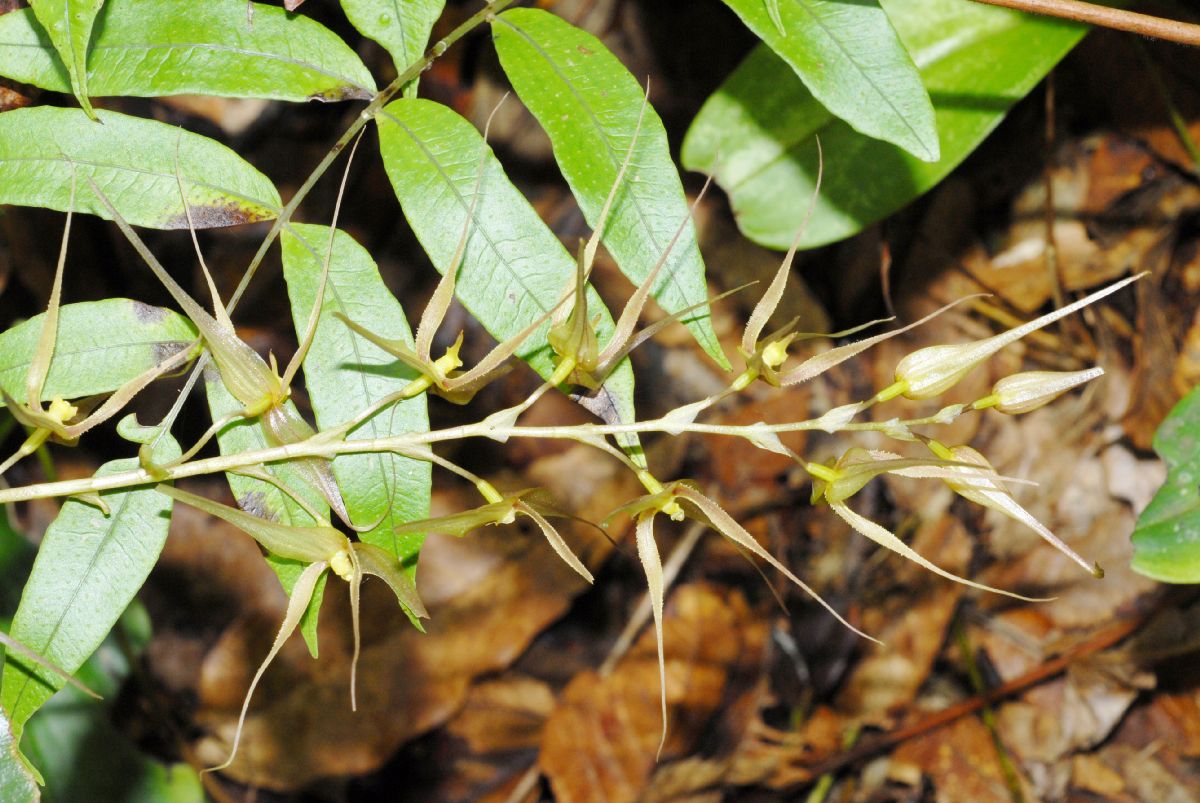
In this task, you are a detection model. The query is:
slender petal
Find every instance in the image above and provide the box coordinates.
[206,560,327,773]
[635,512,668,759]
[157,485,346,563]
[354,542,429,619]
[781,297,979,386]
[517,501,593,583]
[673,486,877,643]
[940,446,1101,577]
[828,501,1049,600]
[742,138,824,356]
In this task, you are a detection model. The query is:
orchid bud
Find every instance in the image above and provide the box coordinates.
[885,274,1141,401]
[981,367,1104,415]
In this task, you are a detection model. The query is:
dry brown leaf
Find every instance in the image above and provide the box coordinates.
[446,675,556,755]
[889,715,1027,803]
[837,518,970,721]
[539,583,768,803]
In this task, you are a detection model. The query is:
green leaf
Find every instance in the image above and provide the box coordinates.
[203,378,329,655]
[0,300,196,407]
[376,98,639,434]
[1132,386,1200,583]
[281,225,431,563]
[491,8,727,367]
[341,0,443,97]
[0,436,179,749]
[682,0,1088,249]
[20,604,203,803]
[0,710,37,803]
[716,0,936,161]
[0,0,375,102]
[28,0,104,119]
[0,107,281,229]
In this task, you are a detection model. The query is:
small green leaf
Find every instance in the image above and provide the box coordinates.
[28,0,105,119]
[376,98,639,434]
[20,605,203,802]
[203,377,329,656]
[0,107,282,229]
[0,0,375,101]
[682,0,1088,248]
[340,0,443,97]
[1,436,179,749]
[492,8,727,367]
[1133,386,1200,583]
[282,225,431,563]
[717,0,936,161]
[0,300,196,406]
[0,710,37,803]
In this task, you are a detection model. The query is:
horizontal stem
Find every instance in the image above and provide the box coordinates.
[0,408,971,504]
[970,0,1200,47]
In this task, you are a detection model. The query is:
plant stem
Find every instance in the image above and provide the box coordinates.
[227,0,520,314]
[970,0,1200,47]
[0,410,972,504]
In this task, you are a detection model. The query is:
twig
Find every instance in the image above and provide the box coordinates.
[783,614,1144,789]
[970,0,1200,47]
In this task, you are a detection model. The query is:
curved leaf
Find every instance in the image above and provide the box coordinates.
[718,0,936,161]
[1132,386,1200,583]
[28,0,104,118]
[0,107,281,229]
[0,435,179,748]
[0,710,37,803]
[0,299,196,406]
[0,0,375,101]
[376,98,639,433]
[682,0,1087,249]
[492,8,727,367]
[282,225,431,563]
[20,604,203,802]
[341,0,443,97]
[203,377,329,656]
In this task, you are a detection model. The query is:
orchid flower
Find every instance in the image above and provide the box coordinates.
[879,274,1142,402]
[82,148,360,526]
[607,476,875,756]
[157,485,426,773]
[391,484,593,584]
[922,439,1104,577]
[805,447,1051,599]
[0,175,199,476]
[727,142,976,398]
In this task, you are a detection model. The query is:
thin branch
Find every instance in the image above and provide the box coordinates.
[970,0,1200,47]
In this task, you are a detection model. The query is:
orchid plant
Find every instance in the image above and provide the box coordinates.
[0,0,1148,789]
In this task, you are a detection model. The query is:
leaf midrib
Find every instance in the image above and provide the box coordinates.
[495,15,713,351]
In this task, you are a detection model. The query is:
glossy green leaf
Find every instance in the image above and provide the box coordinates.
[204,378,329,655]
[1132,386,1200,583]
[0,435,179,749]
[682,0,1088,249]
[0,300,196,407]
[492,8,727,367]
[0,0,375,102]
[0,710,37,803]
[717,0,936,161]
[28,0,104,119]
[341,0,443,97]
[282,225,431,563]
[20,605,203,802]
[0,107,281,229]
[376,98,639,433]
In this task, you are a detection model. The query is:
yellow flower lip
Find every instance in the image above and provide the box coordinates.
[330,549,354,580]
[46,397,77,425]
